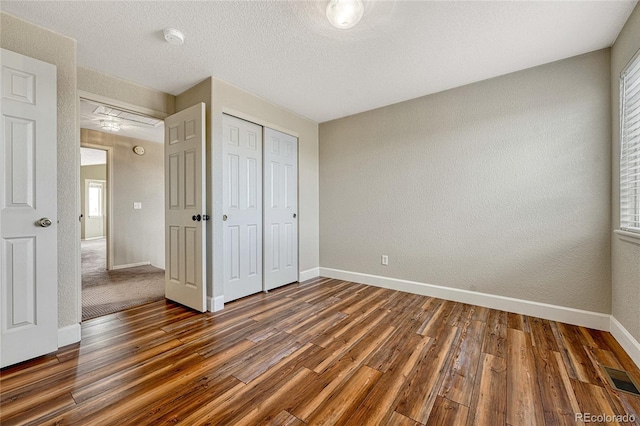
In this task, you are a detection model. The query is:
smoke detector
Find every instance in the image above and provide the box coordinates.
[163,28,185,45]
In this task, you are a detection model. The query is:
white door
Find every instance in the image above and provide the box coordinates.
[222,114,262,302]
[263,128,298,291]
[0,49,58,368]
[164,103,206,312]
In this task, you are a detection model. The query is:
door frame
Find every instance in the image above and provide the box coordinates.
[215,107,300,305]
[76,90,168,323]
[80,143,113,267]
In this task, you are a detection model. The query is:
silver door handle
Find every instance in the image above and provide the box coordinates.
[222,214,228,221]
[36,217,52,228]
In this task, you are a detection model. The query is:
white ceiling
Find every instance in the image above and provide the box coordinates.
[80,147,106,166]
[80,99,164,142]
[2,1,636,122]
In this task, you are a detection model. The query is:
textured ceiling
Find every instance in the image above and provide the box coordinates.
[2,1,636,122]
[80,100,164,143]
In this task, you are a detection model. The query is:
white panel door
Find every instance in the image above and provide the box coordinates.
[164,103,206,312]
[263,128,298,291]
[0,49,58,368]
[223,114,262,302]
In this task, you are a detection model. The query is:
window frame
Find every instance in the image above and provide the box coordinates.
[86,179,106,219]
[618,49,640,241]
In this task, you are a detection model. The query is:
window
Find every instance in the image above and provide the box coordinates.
[620,50,640,234]
[87,180,105,218]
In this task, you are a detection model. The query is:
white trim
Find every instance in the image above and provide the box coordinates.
[111,261,150,270]
[610,316,640,369]
[208,295,224,312]
[299,267,320,282]
[319,268,611,331]
[614,229,640,245]
[80,142,114,270]
[58,324,81,347]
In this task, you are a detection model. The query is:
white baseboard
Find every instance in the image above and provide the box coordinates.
[610,316,640,369]
[111,261,150,270]
[299,267,320,282]
[58,323,81,347]
[319,268,611,331]
[208,295,224,312]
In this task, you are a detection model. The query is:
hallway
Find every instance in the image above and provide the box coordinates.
[82,238,165,320]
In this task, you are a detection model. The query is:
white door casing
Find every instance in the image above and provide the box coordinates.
[0,49,58,368]
[263,128,298,291]
[164,103,206,312]
[222,114,263,302]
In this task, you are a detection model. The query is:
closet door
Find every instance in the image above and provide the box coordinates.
[222,114,263,302]
[263,128,298,291]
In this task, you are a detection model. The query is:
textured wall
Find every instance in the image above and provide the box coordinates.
[176,77,320,300]
[81,129,165,269]
[80,164,107,240]
[320,50,611,313]
[78,67,175,115]
[611,3,640,342]
[208,78,320,298]
[1,12,79,328]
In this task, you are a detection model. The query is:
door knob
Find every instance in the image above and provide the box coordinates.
[222,214,228,221]
[36,217,52,228]
[192,214,201,222]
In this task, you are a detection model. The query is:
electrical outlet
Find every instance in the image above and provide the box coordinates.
[381,255,388,266]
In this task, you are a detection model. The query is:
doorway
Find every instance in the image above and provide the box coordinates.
[79,98,166,320]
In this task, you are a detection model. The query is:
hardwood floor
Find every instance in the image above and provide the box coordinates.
[1,277,639,425]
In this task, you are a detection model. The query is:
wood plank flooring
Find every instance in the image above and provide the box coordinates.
[2,277,639,425]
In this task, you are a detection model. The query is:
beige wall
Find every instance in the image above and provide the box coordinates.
[611,4,640,342]
[1,12,79,328]
[81,129,165,269]
[78,67,175,115]
[320,50,612,313]
[177,77,320,300]
[210,78,320,299]
[80,164,107,240]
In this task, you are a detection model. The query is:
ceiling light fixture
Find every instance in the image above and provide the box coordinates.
[326,0,364,30]
[101,120,120,132]
[163,27,185,45]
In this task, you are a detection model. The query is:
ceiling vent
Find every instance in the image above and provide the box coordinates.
[93,105,163,127]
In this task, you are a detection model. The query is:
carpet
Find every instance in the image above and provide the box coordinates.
[82,238,165,320]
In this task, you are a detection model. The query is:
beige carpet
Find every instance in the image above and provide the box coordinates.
[82,238,165,320]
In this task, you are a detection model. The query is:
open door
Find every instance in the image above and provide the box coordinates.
[0,49,58,367]
[164,103,206,312]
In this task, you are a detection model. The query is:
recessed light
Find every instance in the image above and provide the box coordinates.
[163,28,185,45]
